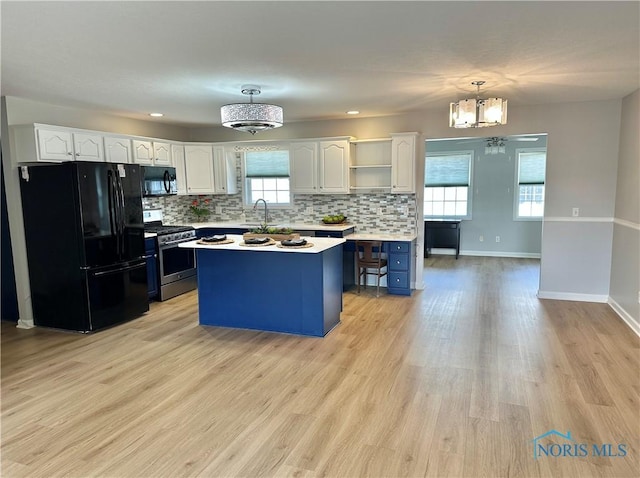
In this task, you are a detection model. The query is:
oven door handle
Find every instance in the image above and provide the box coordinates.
[159,239,195,248]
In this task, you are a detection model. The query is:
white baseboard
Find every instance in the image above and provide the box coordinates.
[427,249,540,259]
[461,250,541,259]
[608,297,640,337]
[537,291,609,303]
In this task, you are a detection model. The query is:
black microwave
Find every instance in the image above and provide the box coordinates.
[141,166,177,197]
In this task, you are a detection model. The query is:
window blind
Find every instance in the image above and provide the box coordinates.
[425,153,471,187]
[245,150,290,178]
[518,152,546,185]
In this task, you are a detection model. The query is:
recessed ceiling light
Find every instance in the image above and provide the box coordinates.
[149,113,164,117]
[346,110,360,115]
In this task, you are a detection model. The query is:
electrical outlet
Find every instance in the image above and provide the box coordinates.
[305,206,313,215]
[495,235,501,243]
[572,207,580,217]
[215,206,222,214]
[402,205,409,216]
[479,235,484,242]
[377,207,384,215]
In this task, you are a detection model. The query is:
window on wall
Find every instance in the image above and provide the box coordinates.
[516,150,546,218]
[424,151,473,219]
[244,150,291,206]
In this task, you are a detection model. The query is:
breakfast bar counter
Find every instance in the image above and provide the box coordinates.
[179,235,345,337]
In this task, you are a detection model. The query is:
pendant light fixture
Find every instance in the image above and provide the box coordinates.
[450,81,507,128]
[220,85,283,135]
[485,137,506,155]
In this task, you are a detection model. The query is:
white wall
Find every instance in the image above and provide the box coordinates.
[609,89,640,334]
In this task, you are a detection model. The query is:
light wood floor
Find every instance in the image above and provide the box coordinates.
[2,256,639,478]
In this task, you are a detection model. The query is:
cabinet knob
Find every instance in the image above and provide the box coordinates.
[75,152,80,156]
[396,260,401,264]
[396,278,400,282]
[68,152,73,156]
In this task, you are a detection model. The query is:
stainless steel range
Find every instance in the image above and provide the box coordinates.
[144,219,197,301]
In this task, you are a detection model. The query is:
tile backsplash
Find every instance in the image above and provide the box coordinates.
[144,192,418,234]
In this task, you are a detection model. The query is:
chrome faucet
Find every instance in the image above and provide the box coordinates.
[253,198,268,226]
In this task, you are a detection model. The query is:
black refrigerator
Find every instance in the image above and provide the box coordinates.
[20,162,149,332]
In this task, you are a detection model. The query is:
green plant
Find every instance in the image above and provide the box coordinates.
[189,196,211,220]
[250,225,293,234]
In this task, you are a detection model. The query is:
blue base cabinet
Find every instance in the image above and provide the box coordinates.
[387,242,412,295]
[145,237,158,299]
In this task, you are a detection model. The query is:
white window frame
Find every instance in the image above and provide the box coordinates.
[424,150,474,220]
[514,148,546,221]
[240,146,292,209]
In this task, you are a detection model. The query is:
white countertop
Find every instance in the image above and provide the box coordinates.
[144,232,157,239]
[178,235,345,254]
[345,232,416,242]
[178,221,356,232]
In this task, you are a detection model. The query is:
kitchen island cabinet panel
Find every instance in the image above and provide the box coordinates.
[186,237,344,337]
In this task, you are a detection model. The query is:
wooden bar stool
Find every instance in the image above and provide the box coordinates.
[355,240,388,297]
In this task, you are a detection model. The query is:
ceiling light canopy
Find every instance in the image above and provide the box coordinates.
[450,81,507,128]
[220,85,283,135]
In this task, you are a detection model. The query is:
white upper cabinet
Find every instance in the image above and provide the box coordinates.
[290,142,318,193]
[11,125,107,164]
[36,129,75,161]
[73,133,104,162]
[171,143,187,195]
[184,144,215,194]
[319,139,351,194]
[152,141,172,166]
[391,133,418,194]
[132,140,154,165]
[212,146,237,194]
[104,136,132,164]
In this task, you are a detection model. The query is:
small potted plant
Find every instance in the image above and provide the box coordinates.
[189,196,211,222]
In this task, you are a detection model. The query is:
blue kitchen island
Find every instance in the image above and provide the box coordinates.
[179,235,345,337]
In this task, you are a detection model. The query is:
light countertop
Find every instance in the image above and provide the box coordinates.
[144,232,157,239]
[345,232,416,242]
[177,221,355,232]
[178,235,345,254]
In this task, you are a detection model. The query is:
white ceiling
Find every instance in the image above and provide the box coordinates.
[2,1,638,127]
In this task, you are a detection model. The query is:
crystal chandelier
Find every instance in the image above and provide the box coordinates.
[220,85,283,135]
[450,81,507,128]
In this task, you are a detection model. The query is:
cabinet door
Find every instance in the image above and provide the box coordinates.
[153,141,172,166]
[391,134,416,193]
[73,133,104,162]
[290,142,318,193]
[212,146,237,194]
[319,140,349,194]
[104,137,132,164]
[36,129,74,161]
[184,145,215,194]
[132,140,154,165]
[172,144,187,195]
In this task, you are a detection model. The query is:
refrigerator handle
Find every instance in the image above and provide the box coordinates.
[107,170,117,244]
[163,169,171,194]
[115,172,126,260]
[109,169,121,258]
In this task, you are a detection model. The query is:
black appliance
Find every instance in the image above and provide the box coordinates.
[142,166,177,197]
[19,162,149,332]
[144,221,197,301]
